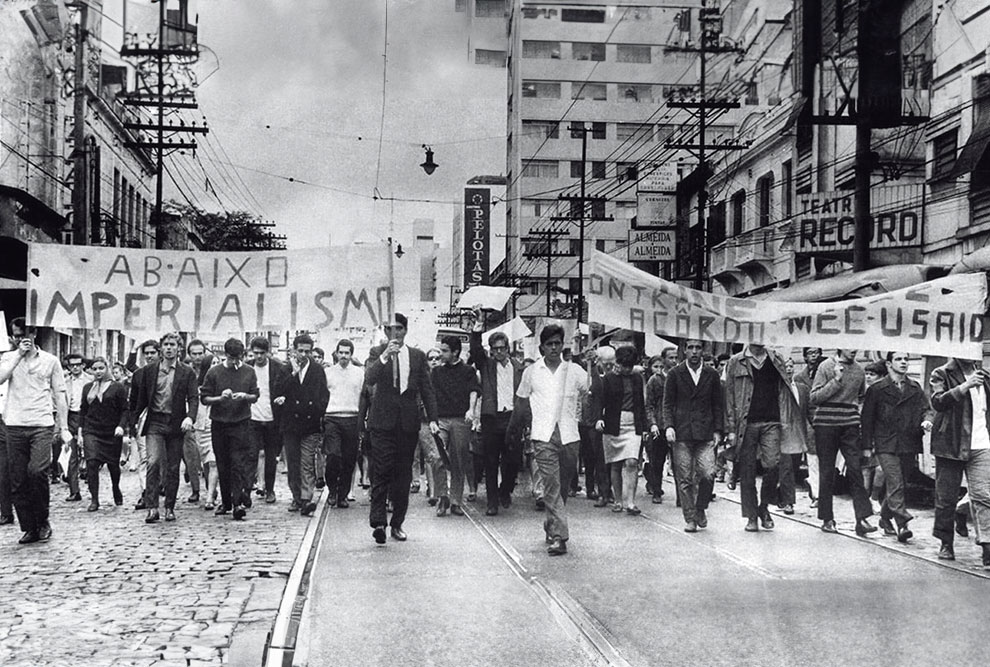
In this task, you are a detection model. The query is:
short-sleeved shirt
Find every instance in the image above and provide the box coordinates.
[516,358,588,444]
[1,349,66,428]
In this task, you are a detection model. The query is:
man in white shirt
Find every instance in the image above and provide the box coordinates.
[62,352,90,502]
[509,324,588,556]
[323,339,365,508]
[0,317,72,544]
[247,337,290,505]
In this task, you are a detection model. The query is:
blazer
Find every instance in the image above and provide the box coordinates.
[599,371,647,436]
[130,361,199,436]
[365,344,438,434]
[723,350,796,441]
[275,361,329,436]
[645,372,666,431]
[468,330,523,416]
[861,375,932,456]
[780,381,813,455]
[247,358,291,426]
[661,362,724,441]
[929,359,990,461]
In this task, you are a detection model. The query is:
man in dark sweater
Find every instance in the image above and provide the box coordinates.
[432,335,479,517]
[200,338,259,521]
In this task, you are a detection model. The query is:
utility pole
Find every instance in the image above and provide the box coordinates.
[522,229,573,316]
[852,0,871,272]
[69,1,88,245]
[664,1,745,290]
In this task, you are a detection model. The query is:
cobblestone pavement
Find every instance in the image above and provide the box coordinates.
[0,462,312,666]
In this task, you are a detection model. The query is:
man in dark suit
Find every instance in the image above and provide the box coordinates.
[662,339,724,533]
[247,336,291,505]
[468,308,524,515]
[365,313,438,544]
[273,333,328,517]
[130,332,199,524]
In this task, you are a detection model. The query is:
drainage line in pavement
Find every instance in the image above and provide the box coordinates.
[465,508,638,667]
[262,492,332,667]
[716,493,990,581]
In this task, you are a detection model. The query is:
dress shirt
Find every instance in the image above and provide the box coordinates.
[251,361,273,422]
[496,359,514,412]
[380,345,410,393]
[1,349,66,427]
[152,362,175,413]
[325,363,364,415]
[65,372,90,411]
[516,358,588,444]
[968,377,990,451]
[687,363,703,386]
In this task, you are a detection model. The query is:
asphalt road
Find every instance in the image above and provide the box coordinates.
[301,481,990,667]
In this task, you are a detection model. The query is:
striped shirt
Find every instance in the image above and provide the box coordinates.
[809,356,865,427]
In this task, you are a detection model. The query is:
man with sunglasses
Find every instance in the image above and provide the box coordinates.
[62,352,90,502]
[468,306,524,516]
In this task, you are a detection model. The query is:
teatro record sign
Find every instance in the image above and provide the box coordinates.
[797,184,924,252]
[628,228,676,262]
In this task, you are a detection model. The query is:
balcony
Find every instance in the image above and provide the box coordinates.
[710,221,789,293]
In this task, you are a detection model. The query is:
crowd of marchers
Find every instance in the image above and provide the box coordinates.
[0,310,987,570]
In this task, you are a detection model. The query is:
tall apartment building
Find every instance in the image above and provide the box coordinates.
[504,1,701,317]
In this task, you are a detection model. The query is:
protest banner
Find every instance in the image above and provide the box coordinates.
[26,244,392,336]
[588,251,988,359]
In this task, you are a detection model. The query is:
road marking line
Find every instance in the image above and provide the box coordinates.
[637,511,784,580]
[465,508,640,667]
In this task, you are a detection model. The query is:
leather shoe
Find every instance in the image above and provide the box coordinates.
[65,493,82,502]
[821,520,838,533]
[745,518,759,532]
[500,495,512,508]
[215,506,230,516]
[266,492,277,504]
[896,525,912,543]
[726,479,737,491]
[684,520,698,533]
[450,504,465,516]
[232,506,246,520]
[782,504,795,515]
[38,523,52,541]
[372,526,387,545]
[956,512,969,538]
[855,519,877,536]
[87,501,99,512]
[145,509,160,524]
[164,509,176,522]
[696,509,708,528]
[878,517,897,536]
[0,515,14,526]
[547,538,567,556]
[18,530,40,544]
[113,490,123,506]
[938,542,955,560]
[436,496,449,517]
[336,499,349,509]
[287,500,300,512]
[133,499,147,511]
[593,497,609,508]
[760,512,774,530]
[982,545,990,570]
[300,502,317,517]
[486,507,498,516]
[186,493,199,504]
[390,526,407,541]
[651,494,663,504]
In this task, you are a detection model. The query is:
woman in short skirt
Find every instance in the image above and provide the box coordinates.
[596,346,648,515]
[79,357,129,511]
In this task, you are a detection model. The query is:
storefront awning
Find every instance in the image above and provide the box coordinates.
[761,264,947,302]
[949,115,990,178]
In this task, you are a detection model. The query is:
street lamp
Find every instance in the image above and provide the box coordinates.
[420,145,438,175]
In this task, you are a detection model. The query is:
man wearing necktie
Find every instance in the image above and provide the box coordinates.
[364,313,439,545]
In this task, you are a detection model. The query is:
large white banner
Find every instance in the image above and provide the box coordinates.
[26,244,392,336]
[588,251,988,359]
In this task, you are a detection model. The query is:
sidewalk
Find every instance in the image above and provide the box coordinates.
[0,463,311,666]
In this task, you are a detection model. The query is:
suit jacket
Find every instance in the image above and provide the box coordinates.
[929,359,990,461]
[275,361,329,436]
[131,361,199,436]
[247,358,291,426]
[661,362,724,441]
[365,344,437,434]
[861,375,932,456]
[723,350,797,441]
[468,330,523,416]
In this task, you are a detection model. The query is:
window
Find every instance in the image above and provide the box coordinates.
[595,239,606,251]
[616,45,651,63]
[591,122,606,139]
[522,239,551,257]
[757,172,774,227]
[617,162,638,182]
[571,82,607,100]
[572,42,605,61]
[475,0,505,18]
[932,130,958,180]
[619,84,652,103]
[475,49,505,67]
[522,199,549,216]
[708,201,727,246]
[522,81,561,98]
[731,189,745,236]
[590,199,606,219]
[744,82,759,105]
[522,160,559,178]
[521,120,559,139]
[562,8,605,22]
[591,161,606,179]
[570,161,584,178]
[616,123,653,142]
[523,40,560,59]
[615,201,637,220]
[782,160,793,216]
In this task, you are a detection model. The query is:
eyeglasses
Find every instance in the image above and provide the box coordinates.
[427,356,441,362]
[68,362,83,367]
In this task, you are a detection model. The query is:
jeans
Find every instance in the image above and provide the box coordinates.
[250,420,281,495]
[777,453,798,507]
[934,450,990,546]
[368,427,419,530]
[672,440,716,523]
[212,420,253,510]
[323,415,360,503]
[815,424,873,522]
[66,411,81,495]
[0,419,13,518]
[482,412,519,508]
[579,422,609,501]
[533,426,579,542]
[438,417,472,506]
[143,428,184,510]
[7,425,52,533]
[877,453,916,527]
[739,422,781,519]
[283,431,321,505]
[182,428,202,495]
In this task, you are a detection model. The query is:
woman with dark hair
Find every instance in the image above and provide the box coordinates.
[79,357,129,511]
[597,345,648,515]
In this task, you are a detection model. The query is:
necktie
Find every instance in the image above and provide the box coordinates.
[393,354,399,390]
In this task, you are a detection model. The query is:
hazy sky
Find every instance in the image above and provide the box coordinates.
[186,0,506,250]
